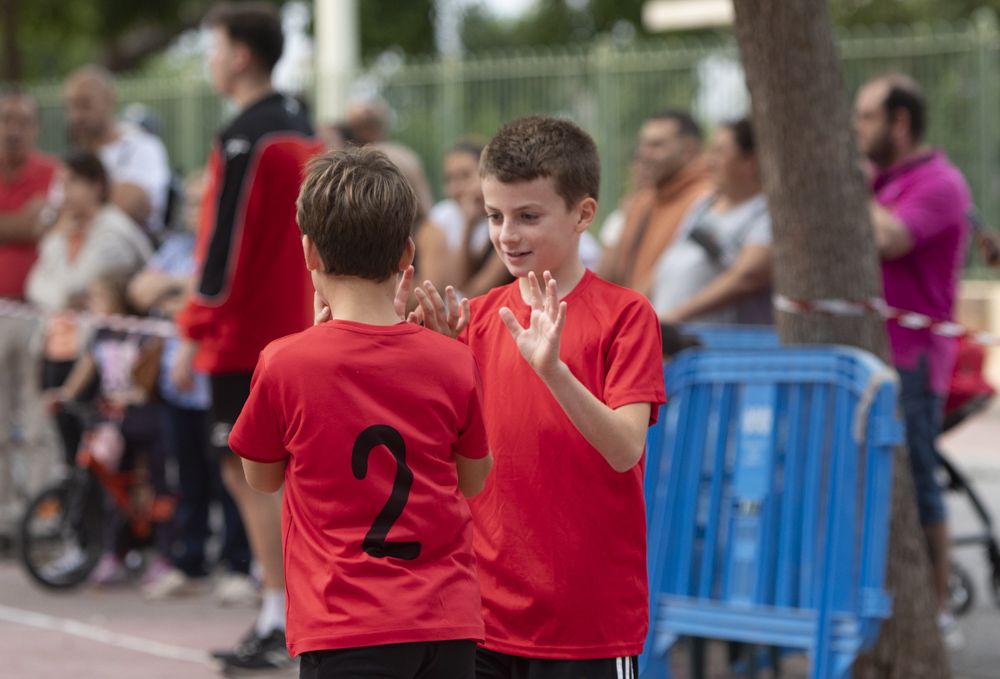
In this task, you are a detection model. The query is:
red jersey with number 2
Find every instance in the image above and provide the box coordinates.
[229,320,489,656]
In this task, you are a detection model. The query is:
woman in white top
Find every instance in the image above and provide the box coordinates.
[429,139,514,298]
[653,117,773,325]
[26,151,150,464]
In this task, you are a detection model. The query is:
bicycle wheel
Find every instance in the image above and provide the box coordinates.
[18,474,105,590]
[949,562,976,617]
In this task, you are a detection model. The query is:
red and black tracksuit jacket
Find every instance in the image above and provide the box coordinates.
[177,92,323,374]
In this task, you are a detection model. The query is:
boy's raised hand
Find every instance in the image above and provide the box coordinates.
[412,281,470,339]
[393,266,415,320]
[314,291,331,325]
[499,271,566,379]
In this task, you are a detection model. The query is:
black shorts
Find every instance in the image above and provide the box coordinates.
[476,647,639,679]
[208,372,253,457]
[299,639,476,679]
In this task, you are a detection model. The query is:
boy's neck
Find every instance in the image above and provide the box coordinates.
[316,274,401,326]
[518,258,587,302]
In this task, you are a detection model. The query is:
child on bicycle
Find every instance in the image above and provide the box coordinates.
[46,273,173,586]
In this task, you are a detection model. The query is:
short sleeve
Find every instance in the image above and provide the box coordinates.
[229,356,288,463]
[604,297,667,425]
[744,212,772,247]
[454,355,489,459]
[113,133,171,222]
[890,177,967,248]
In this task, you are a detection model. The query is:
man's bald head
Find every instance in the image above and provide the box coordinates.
[853,72,926,167]
[345,99,389,145]
[64,65,118,149]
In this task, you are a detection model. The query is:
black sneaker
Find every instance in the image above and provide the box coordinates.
[210,626,257,661]
[215,628,293,673]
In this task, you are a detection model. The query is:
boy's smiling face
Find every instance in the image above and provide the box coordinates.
[483,175,596,284]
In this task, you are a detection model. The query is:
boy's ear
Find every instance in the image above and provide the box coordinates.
[575,196,598,234]
[399,236,416,271]
[302,234,325,272]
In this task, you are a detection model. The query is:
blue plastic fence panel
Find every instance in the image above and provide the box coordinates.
[640,346,900,679]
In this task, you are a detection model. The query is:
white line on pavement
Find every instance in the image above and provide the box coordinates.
[0,604,212,666]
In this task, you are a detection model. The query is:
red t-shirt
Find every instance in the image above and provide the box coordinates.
[461,270,666,659]
[0,152,59,298]
[229,320,489,656]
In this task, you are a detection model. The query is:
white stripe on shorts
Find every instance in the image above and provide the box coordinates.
[616,656,624,679]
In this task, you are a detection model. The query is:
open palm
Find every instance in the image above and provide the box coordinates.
[500,271,567,377]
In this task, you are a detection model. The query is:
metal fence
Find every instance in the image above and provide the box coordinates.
[26,11,1000,245]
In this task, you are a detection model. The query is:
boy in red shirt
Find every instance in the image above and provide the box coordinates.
[415,116,666,678]
[230,147,493,679]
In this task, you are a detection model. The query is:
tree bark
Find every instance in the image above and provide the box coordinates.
[731,1,950,677]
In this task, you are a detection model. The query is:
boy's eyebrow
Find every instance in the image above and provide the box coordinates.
[484,201,546,212]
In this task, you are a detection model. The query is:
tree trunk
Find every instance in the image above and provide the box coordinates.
[1,0,22,82]
[731,1,950,677]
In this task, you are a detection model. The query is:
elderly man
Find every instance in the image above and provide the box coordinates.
[854,73,970,649]
[0,90,61,540]
[64,65,171,233]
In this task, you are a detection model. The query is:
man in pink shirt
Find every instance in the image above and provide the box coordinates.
[854,73,970,648]
[0,90,61,540]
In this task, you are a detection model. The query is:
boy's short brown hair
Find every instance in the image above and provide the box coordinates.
[479,115,600,208]
[296,148,417,282]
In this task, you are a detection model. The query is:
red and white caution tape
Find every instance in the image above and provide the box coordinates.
[774,294,998,345]
[0,298,176,338]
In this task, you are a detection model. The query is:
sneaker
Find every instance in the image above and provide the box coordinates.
[140,557,173,587]
[211,626,258,661]
[214,628,293,672]
[143,567,200,600]
[40,544,86,581]
[214,572,260,607]
[91,553,128,586]
[938,610,965,651]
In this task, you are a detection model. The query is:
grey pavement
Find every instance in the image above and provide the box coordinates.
[0,404,998,678]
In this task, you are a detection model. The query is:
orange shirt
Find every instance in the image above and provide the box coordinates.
[601,158,712,297]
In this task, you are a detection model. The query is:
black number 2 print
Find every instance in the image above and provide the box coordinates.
[351,425,422,560]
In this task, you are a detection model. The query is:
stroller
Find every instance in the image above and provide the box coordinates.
[938,336,1000,615]
[663,323,1000,617]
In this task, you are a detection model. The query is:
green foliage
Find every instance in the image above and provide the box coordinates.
[9,0,215,80]
[360,0,436,58]
[830,0,1000,26]
[460,0,648,54]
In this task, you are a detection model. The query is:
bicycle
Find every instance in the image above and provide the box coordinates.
[18,401,175,590]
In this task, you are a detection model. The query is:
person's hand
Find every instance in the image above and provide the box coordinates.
[660,310,681,326]
[458,190,485,229]
[498,271,566,379]
[42,388,68,415]
[412,281,470,339]
[170,340,197,392]
[314,291,331,325]
[392,266,415,320]
[975,230,1000,268]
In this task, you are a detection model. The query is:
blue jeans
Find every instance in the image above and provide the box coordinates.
[898,360,947,526]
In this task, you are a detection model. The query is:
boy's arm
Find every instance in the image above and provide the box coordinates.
[229,357,290,493]
[241,459,287,494]
[500,272,652,472]
[456,453,493,498]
